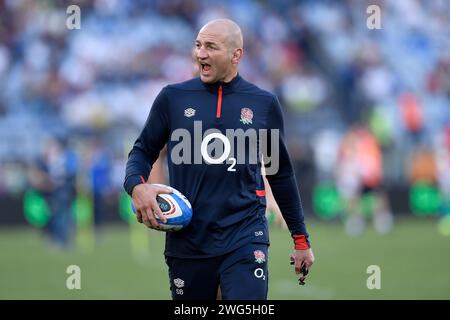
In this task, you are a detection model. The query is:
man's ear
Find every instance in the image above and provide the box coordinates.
[231,48,243,65]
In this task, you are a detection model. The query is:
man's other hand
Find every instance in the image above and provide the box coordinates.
[290,248,315,285]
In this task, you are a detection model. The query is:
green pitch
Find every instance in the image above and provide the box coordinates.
[0,218,449,299]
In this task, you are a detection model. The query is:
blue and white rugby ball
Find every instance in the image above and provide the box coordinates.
[132,184,192,232]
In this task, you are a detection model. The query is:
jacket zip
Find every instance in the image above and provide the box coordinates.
[216,85,223,118]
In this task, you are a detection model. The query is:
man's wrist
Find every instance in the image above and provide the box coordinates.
[127,175,146,196]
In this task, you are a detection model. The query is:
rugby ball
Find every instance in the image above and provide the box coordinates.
[132,184,192,232]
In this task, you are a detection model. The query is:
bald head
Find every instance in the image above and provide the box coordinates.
[199,19,243,51]
[195,19,244,83]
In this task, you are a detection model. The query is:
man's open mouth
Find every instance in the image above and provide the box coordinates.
[200,63,211,72]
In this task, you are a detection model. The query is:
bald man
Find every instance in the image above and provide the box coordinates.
[125,19,314,300]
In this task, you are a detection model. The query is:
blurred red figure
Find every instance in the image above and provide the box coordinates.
[399,92,425,145]
[336,124,393,236]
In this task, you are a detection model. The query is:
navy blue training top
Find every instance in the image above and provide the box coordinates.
[124,74,310,258]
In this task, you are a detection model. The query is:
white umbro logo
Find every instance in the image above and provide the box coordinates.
[184,108,196,117]
[174,278,184,288]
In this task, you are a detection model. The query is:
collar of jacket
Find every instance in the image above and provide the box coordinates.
[201,73,242,94]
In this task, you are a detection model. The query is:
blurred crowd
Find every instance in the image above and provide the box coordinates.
[1,0,450,241]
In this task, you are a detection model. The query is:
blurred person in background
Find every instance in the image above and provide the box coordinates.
[28,136,78,249]
[49,137,78,249]
[398,93,425,147]
[407,142,439,216]
[336,123,393,236]
[408,146,438,186]
[434,125,450,216]
[89,137,113,237]
[27,144,54,238]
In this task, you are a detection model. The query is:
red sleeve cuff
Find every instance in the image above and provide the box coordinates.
[292,235,310,250]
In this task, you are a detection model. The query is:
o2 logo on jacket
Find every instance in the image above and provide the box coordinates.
[200,132,236,171]
[170,121,280,175]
